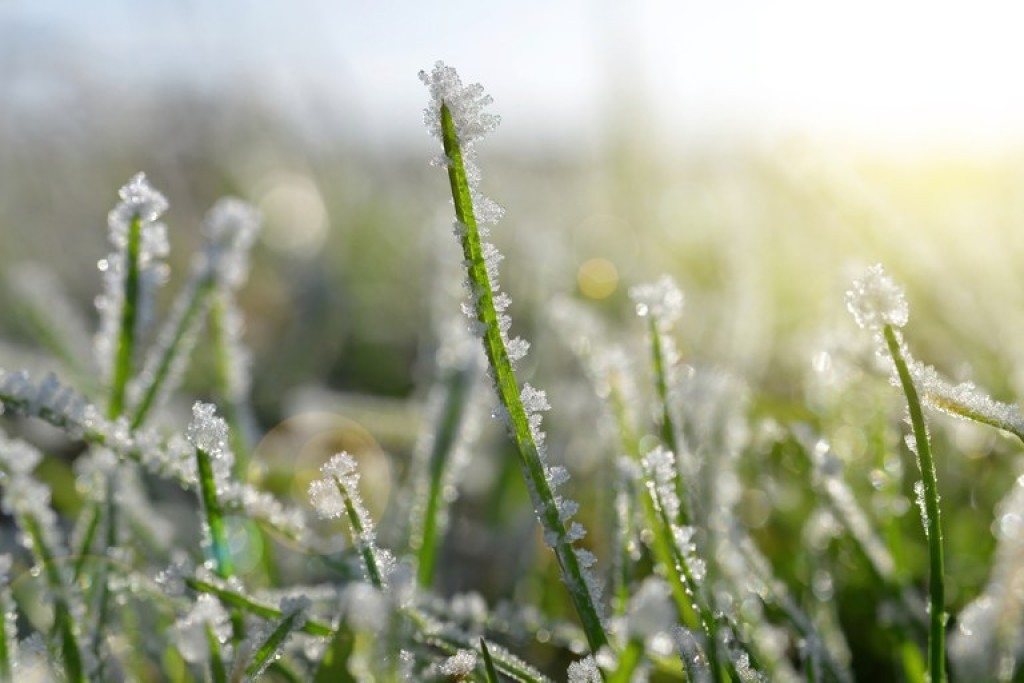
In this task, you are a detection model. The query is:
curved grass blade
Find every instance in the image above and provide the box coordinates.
[884,325,946,683]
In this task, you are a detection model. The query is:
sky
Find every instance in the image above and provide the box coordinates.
[4,1,1024,154]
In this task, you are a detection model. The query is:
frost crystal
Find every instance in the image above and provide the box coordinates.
[845,264,908,332]
[419,62,500,145]
[438,649,477,677]
[108,172,169,234]
[309,453,394,585]
[908,360,1024,438]
[567,655,603,683]
[172,594,231,664]
[624,577,675,641]
[202,198,261,288]
[185,402,234,491]
[629,274,685,323]
[308,478,346,520]
[95,173,171,383]
[913,480,930,537]
[186,402,229,458]
[951,476,1024,679]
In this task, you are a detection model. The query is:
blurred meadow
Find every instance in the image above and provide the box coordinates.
[5,1,1024,679]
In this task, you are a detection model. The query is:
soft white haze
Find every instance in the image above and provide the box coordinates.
[4,0,1024,152]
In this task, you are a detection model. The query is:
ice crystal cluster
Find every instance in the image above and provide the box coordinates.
[845,264,908,333]
[94,173,170,384]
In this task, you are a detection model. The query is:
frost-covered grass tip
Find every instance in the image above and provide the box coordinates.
[0,63,1021,682]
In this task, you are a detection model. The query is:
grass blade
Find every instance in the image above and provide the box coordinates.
[479,638,501,683]
[423,61,609,656]
[884,324,946,683]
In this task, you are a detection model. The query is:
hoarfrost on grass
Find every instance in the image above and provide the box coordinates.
[845,264,908,332]
[186,402,230,460]
[914,480,930,537]
[620,577,675,642]
[908,359,1024,439]
[629,274,684,323]
[95,173,171,383]
[419,61,499,146]
[437,649,477,677]
[567,655,602,683]
[172,594,232,664]
[201,197,261,288]
[950,475,1024,680]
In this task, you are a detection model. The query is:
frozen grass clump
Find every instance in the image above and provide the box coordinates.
[0,63,1021,682]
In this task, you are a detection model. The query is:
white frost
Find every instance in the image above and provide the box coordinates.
[845,264,908,332]
[171,594,231,664]
[419,61,500,145]
[629,274,684,323]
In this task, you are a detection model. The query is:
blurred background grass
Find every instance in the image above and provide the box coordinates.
[4,1,1024,677]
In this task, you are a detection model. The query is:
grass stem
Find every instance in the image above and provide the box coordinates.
[884,324,946,683]
[437,99,609,654]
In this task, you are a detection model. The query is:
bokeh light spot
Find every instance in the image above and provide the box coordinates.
[257,173,328,256]
[577,257,619,299]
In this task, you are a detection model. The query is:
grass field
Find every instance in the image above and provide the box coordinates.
[0,61,1023,681]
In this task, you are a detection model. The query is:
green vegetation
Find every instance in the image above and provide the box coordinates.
[0,62,1021,681]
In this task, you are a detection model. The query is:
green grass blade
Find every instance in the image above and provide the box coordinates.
[884,325,946,683]
[205,622,228,683]
[313,624,357,683]
[130,274,215,429]
[414,361,475,589]
[435,90,609,655]
[195,445,234,578]
[607,639,644,683]
[244,608,306,679]
[337,480,383,588]
[108,214,143,420]
[479,638,501,683]
[23,514,84,682]
[183,577,333,638]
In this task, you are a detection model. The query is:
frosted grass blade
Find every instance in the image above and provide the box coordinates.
[422,61,609,655]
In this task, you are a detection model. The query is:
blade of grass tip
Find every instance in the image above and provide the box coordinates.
[479,638,501,683]
[630,276,690,526]
[102,173,169,421]
[422,61,609,656]
[884,324,946,683]
[107,213,142,419]
[187,403,236,579]
[309,453,392,588]
[244,599,309,679]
